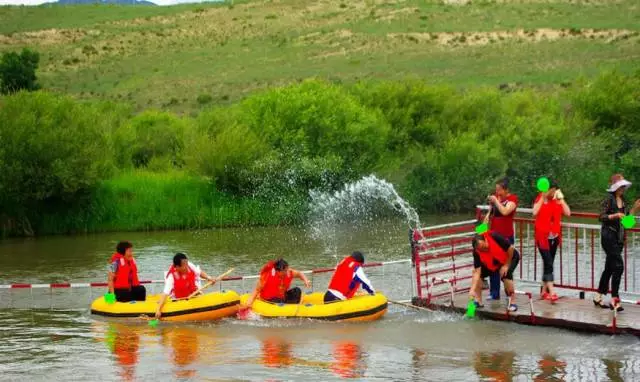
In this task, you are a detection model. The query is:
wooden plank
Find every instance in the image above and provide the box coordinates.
[412,294,640,336]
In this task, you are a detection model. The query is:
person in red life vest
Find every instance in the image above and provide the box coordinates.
[324,251,375,303]
[244,258,311,307]
[155,253,218,319]
[108,241,146,303]
[486,177,519,301]
[532,179,571,302]
[469,229,520,312]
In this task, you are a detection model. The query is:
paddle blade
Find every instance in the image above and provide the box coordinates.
[237,307,251,320]
[148,319,159,328]
[465,300,477,318]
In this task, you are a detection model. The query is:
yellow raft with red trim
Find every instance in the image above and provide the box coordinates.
[90,290,240,321]
[240,292,388,322]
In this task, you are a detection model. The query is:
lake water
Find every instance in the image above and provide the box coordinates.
[1,219,639,381]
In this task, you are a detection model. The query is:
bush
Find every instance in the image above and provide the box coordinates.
[196,94,213,105]
[240,79,390,183]
[0,48,40,95]
[114,110,189,170]
[0,91,113,235]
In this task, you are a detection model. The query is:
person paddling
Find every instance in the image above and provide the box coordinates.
[532,179,570,302]
[108,241,146,303]
[324,251,376,303]
[469,229,520,312]
[243,258,311,308]
[593,174,640,312]
[486,177,518,301]
[155,253,218,319]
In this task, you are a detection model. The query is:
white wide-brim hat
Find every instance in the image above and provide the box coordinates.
[607,179,632,192]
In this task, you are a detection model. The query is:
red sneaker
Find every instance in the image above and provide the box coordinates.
[541,292,550,300]
[550,294,559,302]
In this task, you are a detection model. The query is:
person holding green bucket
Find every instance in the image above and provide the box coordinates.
[594,174,640,312]
[467,223,520,315]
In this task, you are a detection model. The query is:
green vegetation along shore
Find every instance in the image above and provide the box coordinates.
[0,0,639,237]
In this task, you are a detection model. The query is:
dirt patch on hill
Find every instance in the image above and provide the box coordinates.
[389,28,639,47]
[0,28,99,47]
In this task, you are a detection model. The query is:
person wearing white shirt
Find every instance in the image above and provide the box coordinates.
[155,253,216,319]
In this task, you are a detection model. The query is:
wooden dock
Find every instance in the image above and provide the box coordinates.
[413,293,640,336]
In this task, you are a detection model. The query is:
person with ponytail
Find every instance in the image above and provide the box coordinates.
[244,258,311,307]
[593,174,640,312]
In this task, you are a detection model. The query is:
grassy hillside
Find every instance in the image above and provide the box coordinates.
[0,0,638,114]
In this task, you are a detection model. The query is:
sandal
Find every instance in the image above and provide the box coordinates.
[593,296,608,309]
[610,298,624,312]
[508,304,518,312]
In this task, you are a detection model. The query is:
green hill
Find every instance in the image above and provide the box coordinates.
[1,0,639,114]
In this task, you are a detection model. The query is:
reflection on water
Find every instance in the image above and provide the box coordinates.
[534,355,567,382]
[103,323,140,381]
[1,309,639,381]
[473,351,516,382]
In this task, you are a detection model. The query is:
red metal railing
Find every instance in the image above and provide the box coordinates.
[411,207,640,305]
[478,206,640,295]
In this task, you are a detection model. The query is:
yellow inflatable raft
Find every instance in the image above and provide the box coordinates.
[91,290,240,322]
[240,292,388,322]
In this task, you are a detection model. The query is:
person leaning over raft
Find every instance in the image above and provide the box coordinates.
[108,241,146,303]
[324,251,376,303]
[486,177,519,301]
[244,258,311,307]
[593,174,640,312]
[155,253,218,319]
[532,179,570,302]
[469,229,520,312]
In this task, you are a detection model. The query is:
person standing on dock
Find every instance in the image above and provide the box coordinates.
[244,258,311,306]
[469,230,520,311]
[108,241,146,303]
[532,179,570,302]
[594,174,640,312]
[324,251,376,303]
[486,177,519,301]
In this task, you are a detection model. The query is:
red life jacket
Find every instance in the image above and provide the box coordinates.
[477,232,508,272]
[167,265,197,298]
[111,253,140,290]
[328,256,363,299]
[259,261,293,301]
[534,194,563,250]
[490,193,518,238]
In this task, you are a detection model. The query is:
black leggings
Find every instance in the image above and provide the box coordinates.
[323,291,342,303]
[114,285,147,302]
[266,287,302,304]
[598,230,625,298]
[538,237,559,282]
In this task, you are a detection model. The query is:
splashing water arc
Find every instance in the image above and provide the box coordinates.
[308,175,421,259]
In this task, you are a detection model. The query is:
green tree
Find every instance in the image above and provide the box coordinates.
[0,91,114,235]
[0,48,40,95]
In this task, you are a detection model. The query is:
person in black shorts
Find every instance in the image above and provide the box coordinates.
[469,230,520,312]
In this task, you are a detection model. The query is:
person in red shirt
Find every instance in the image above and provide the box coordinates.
[532,179,571,302]
[244,258,311,307]
[486,177,519,300]
[469,230,520,311]
[108,241,146,302]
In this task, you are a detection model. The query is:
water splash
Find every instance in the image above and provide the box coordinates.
[308,175,421,259]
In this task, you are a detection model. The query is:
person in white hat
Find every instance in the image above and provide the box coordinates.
[594,174,640,312]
